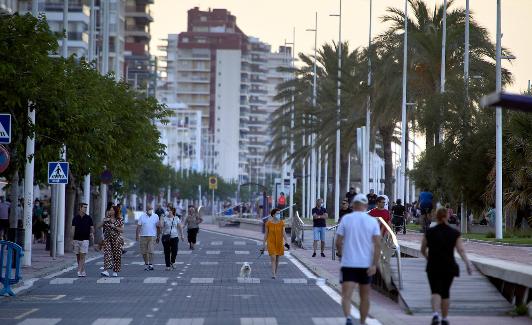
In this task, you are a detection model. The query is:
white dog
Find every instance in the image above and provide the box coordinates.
[239,262,252,278]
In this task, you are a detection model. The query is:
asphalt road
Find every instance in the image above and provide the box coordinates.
[0,224,369,325]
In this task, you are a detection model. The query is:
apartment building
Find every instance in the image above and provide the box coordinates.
[124,0,156,97]
[157,7,291,183]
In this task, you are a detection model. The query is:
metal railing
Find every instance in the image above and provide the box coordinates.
[328,217,403,290]
[290,211,305,248]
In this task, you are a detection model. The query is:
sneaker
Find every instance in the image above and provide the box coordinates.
[100,271,110,277]
[431,315,440,325]
[321,252,326,257]
[165,267,171,271]
[144,265,150,271]
[77,271,82,277]
[148,264,154,271]
[81,272,87,277]
[441,320,449,325]
[171,263,176,269]
[345,318,353,325]
[112,272,118,277]
[312,252,316,257]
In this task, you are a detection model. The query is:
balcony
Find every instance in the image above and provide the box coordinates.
[125,28,150,40]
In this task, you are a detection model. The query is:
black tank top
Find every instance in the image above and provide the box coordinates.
[425,223,460,276]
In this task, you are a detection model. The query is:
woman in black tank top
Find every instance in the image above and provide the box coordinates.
[421,207,473,325]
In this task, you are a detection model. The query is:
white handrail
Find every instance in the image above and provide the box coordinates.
[376,217,403,289]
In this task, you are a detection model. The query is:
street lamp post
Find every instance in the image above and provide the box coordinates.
[495,0,503,239]
[285,29,296,221]
[400,0,409,205]
[306,12,318,217]
[330,0,342,222]
[364,0,373,196]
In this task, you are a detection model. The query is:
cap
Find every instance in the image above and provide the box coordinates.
[353,193,368,204]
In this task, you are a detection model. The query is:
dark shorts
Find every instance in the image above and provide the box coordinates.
[0,219,9,231]
[420,204,433,215]
[340,267,372,285]
[427,272,454,299]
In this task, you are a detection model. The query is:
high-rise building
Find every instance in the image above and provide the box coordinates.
[157,7,291,183]
[124,0,156,97]
[0,0,17,13]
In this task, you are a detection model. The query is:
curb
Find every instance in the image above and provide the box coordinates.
[407,229,532,247]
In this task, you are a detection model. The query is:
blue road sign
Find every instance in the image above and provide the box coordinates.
[48,162,69,184]
[0,114,11,144]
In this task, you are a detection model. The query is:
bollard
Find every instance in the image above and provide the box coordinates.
[0,240,24,296]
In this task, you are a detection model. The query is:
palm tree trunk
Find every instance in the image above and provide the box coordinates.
[380,126,394,198]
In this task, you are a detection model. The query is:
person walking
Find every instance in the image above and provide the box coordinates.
[421,207,472,325]
[345,187,357,204]
[262,208,290,279]
[335,194,381,325]
[136,205,161,271]
[71,203,94,277]
[312,198,328,257]
[100,205,124,277]
[366,189,378,210]
[391,199,406,234]
[184,205,202,250]
[418,189,434,233]
[338,199,352,224]
[160,207,184,270]
[368,196,391,234]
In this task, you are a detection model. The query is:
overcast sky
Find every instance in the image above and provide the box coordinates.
[150,0,531,92]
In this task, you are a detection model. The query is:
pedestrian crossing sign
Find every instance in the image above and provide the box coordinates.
[48,162,69,184]
[0,114,11,144]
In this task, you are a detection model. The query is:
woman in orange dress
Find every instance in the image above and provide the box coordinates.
[263,208,290,279]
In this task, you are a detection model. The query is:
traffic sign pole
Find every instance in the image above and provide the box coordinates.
[212,189,215,218]
[23,108,35,266]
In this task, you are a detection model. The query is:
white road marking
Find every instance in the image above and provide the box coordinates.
[210,241,223,245]
[200,261,219,265]
[237,277,260,284]
[178,251,192,255]
[235,262,254,265]
[44,255,102,279]
[49,278,77,285]
[235,251,249,255]
[190,278,214,284]
[166,319,205,325]
[143,277,168,284]
[12,278,39,295]
[311,318,346,325]
[283,278,308,284]
[96,277,123,284]
[17,319,61,325]
[240,318,277,325]
[206,250,220,255]
[151,308,159,312]
[92,319,133,325]
[13,308,38,320]
[234,241,246,245]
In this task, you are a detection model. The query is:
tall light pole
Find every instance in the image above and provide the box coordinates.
[439,0,448,145]
[494,0,503,239]
[462,0,470,234]
[364,0,373,195]
[84,0,96,215]
[285,29,296,221]
[400,0,408,205]
[331,0,342,222]
[306,12,318,217]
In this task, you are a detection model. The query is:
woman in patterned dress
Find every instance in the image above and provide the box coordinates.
[100,205,124,277]
[184,205,203,250]
[262,208,290,279]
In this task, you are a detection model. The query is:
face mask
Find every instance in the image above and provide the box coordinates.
[275,213,281,220]
[148,209,153,215]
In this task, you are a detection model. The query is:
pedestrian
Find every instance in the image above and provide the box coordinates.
[368,196,391,233]
[0,196,11,240]
[366,189,378,210]
[136,205,161,271]
[421,207,473,325]
[338,199,352,224]
[391,199,406,234]
[262,208,290,279]
[345,187,357,204]
[312,198,328,257]
[71,203,94,277]
[418,189,434,233]
[277,192,286,210]
[100,205,124,277]
[184,205,202,250]
[335,194,381,325]
[160,207,184,270]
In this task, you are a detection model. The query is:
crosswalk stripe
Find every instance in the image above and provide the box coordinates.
[235,262,254,264]
[237,277,260,284]
[311,317,346,325]
[283,278,308,284]
[144,277,169,284]
[235,251,249,255]
[96,277,122,284]
[92,318,133,325]
[190,278,214,284]
[166,319,205,325]
[178,251,192,255]
[200,261,219,265]
[49,278,77,285]
[210,241,223,245]
[240,318,277,325]
[234,241,246,245]
[206,250,220,255]
[17,319,61,325]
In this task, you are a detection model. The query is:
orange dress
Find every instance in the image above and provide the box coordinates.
[266,220,285,256]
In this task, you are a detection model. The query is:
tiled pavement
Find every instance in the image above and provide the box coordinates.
[0,225,380,325]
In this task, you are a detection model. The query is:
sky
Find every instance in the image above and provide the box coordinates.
[150,0,532,93]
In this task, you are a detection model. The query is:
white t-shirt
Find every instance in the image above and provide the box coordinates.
[336,211,381,268]
[162,216,181,238]
[137,213,159,237]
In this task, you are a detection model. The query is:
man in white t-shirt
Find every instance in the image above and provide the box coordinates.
[336,193,381,325]
[136,205,161,270]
